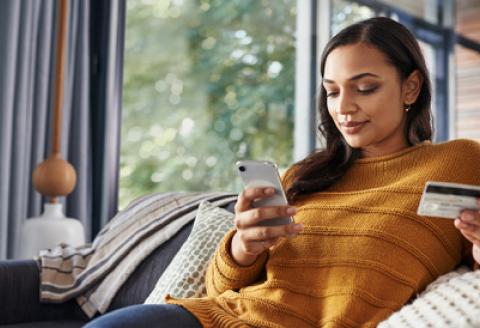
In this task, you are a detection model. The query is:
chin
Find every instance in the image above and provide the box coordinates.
[342,136,365,149]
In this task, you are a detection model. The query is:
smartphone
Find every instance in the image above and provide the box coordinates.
[235,160,294,226]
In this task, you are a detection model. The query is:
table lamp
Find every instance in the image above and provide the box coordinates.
[16,0,85,259]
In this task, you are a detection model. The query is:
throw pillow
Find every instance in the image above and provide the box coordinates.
[144,200,235,304]
[378,266,480,328]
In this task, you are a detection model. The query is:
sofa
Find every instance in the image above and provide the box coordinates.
[1,195,479,328]
[0,199,237,328]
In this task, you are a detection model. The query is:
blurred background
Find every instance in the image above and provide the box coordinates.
[119,0,480,209]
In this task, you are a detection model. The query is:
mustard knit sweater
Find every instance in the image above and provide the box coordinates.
[167,139,480,327]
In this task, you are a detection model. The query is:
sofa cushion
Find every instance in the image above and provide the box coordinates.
[0,260,88,325]
[106,221,194,311]
[378,266,480,327]
[145,200,235,303]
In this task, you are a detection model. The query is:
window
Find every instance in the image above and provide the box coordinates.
[455,45,480,139]
[454,0,480,140]
[330,0,480,141]
[121,0,296,209]
[331,0,374,35]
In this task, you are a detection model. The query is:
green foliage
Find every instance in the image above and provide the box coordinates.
[120,0,296,209]
[331,0,374,35]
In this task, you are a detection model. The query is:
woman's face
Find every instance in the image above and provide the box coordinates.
[323,43,420,158]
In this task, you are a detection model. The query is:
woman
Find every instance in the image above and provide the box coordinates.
[85,16,480,328]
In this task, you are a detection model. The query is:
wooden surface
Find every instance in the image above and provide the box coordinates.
[33,0,77,202]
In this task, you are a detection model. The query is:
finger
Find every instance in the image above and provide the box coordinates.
[241,237,280,256]
[454,218,478,232]
[235,187,275,213]
[463,226,480,240]
[460,229,480,246]
[254,237,281,251]
[235,206,297,228]
[257,237,284,251]
[262,237,281,249]
[238,223,304,242]
[459,210,480,227]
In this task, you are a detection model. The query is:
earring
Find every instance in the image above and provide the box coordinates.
[404,104,411,112]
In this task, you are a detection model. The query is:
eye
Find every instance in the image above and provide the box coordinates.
[357,86,378,95]
[326,91,339,98]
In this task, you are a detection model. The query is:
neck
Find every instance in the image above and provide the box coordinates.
[360,139,410,158]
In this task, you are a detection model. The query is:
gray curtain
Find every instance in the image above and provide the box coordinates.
[0,0,125,260]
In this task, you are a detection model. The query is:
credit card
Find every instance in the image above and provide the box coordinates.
[417,181,480,219]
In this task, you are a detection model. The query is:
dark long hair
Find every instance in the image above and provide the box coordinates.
[286,17,433,203]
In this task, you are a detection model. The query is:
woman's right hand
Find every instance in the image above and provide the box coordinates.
[230,187,304,266]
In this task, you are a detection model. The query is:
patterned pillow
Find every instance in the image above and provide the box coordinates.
[379,266,480,328]
[144,200,234,304]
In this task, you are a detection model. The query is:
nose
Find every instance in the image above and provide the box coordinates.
[335,92,357,115]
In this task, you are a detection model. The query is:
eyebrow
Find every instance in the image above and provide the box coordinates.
[322,72,381,84]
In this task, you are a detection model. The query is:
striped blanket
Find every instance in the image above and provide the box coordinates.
[37,191,237,318]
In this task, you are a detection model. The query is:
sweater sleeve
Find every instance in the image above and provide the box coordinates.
[205,229,268,297]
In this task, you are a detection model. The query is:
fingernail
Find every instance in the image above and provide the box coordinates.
[287,207,297,214]
[265,188,275,194]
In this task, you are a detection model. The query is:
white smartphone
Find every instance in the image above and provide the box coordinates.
[235,160,294,226]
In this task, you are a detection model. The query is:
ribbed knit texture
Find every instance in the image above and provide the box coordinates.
[167,139,480,328]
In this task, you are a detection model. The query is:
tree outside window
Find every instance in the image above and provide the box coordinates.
[120,0,296,209]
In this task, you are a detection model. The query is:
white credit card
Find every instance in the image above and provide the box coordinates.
[417,181,480,219]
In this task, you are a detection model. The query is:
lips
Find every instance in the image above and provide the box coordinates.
[339,121,368,134]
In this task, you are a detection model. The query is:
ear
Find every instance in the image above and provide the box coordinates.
[402,70,423,105]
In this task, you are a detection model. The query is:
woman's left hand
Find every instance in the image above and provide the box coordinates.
[454,198,480,264]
